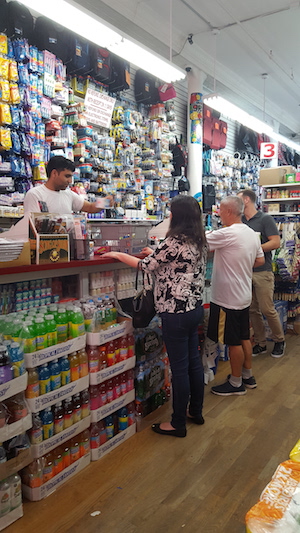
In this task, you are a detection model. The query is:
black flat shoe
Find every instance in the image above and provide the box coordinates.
[151,423,186,438]
[187,414,205,425]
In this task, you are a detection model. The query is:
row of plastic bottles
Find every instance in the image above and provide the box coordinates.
[0,341,25,384]
[0,304,86,353]
[26,349,88,398]
[0,474,22,517]
[80,295,117,333]
[29,389,90,443]
[89,370,134,410]
[0,392,28,427]
[21,431,90,488]
[90,403,135,448]
[87,333,134,372]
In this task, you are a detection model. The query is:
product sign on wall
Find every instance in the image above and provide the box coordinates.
[260,142,278,161]
[84,89,116,128]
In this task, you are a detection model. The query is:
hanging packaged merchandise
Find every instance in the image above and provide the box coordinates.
[134,69,158,104]
[109,53,131,92]
[210,119,221,150]
[7,0,34,41]
[90,44,112,84]
[202,184,216,212]
[65,33,91,76]
[33,16,69,64]
[219,120,227,149]
[158,83,177,102]
[203,105,213,146]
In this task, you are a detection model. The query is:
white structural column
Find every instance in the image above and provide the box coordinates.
[186,68,207,197]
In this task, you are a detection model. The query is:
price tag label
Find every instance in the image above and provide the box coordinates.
[260,142,278,160]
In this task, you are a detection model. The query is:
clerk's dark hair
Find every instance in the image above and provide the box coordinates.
[239,189,256,204]
[166,195,207,253]
[46,156,75,178]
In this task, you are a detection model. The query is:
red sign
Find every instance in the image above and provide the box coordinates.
[260,142,278,160]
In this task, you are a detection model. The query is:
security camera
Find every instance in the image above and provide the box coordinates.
[185,66,192,72]
[188,34,193,45]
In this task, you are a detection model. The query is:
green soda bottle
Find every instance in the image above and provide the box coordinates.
[45,315,57,346]
[48,304,58,322]
[56,308,68,343]
[66,306,75,339]
[11,319,22,342]
[35,317,48,350]
[19,320,36,353]
[71,307,85,338]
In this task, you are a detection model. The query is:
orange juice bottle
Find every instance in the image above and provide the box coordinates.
[68,351,80,381]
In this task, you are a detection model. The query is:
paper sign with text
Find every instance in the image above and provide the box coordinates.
[84,89,116,128]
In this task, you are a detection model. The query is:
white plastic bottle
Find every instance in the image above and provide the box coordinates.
[9,474,22,510]
[0,478,10,516]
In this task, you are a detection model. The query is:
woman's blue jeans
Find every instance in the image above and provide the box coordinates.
[160,305,204,430]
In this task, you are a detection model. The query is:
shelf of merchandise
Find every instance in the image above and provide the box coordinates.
[22,452,91,501]
[265,212,299,216]
[26,375,89,413]
[86,320,132,348]
[24,335,86,368]
[91,423,136,461]
[89,356,136,386]
[0,372,28,402]
[261,183,300,188]
[31,415,91,459]
[90,389,135,423]
[0,412,32,443]
[263,198,300,202]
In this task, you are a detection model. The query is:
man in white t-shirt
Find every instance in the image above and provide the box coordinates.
[24,156,103,215]
[206,196,265,396]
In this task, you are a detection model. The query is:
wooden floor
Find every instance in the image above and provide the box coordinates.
[8,333,300,533]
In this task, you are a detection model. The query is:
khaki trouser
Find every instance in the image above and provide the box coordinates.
[250,271,284,345]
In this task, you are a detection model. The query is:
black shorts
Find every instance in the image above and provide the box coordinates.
[207,302,250,346]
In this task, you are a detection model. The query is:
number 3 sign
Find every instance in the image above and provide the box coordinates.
[260,141,278,161]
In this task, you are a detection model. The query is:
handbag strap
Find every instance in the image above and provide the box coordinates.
[135,261,153,292]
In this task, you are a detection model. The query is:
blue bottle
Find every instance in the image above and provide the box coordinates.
[39,363,51,395]
[49,358,61,391]
[60,355,71,386]
[118,407,128,431]
[41,407,54,440]
[105,415,114,440]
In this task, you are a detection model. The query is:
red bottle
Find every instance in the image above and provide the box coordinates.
[119,335,128,361]
[114,338,120,363]
[127,334,134,358]
[106,341,115,367]
[87,345,99,374]
[99,382,107,406]
[90,423,100,449]
[99,345,107,370]
[90,385,99,410]
[127,402,136,426]
[127,369,134,391]
[120,372,127,396]
[98,420,107,446]
[106,379,114,403]
[113,375,121,399]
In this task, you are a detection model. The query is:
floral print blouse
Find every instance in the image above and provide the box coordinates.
[141,236,207,314]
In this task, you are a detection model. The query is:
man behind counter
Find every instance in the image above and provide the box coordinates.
[24,156,103,215]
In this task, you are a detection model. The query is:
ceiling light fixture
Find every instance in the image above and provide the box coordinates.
[17,0,186,83]
[204,95,300,152]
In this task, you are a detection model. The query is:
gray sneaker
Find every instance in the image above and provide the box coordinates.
[252,344,267,356]
[227,374,257,389]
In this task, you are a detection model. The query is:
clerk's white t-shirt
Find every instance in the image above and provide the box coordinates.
[206,224,264,310]
[24,184,84,214]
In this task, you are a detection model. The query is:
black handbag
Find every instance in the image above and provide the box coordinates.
[132,263,156,329]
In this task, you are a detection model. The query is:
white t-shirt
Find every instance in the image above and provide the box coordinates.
[24,184,84,214]
[206,224,264,310]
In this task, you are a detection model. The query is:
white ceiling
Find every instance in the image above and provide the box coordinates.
[73,0,300,139]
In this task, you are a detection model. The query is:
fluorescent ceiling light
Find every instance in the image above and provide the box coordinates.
[204,95,300,152]
[17,0,186,83]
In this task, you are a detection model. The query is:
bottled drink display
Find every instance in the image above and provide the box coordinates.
[22,431,91,488]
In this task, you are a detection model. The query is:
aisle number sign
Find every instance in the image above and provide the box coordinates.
[84,88,116,128]
[260,141,278,161]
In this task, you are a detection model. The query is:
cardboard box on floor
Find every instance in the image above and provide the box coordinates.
[259,165,295,185]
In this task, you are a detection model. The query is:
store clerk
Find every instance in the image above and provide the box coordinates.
[24,156,103,215]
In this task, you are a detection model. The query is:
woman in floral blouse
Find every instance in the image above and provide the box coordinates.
[103,195,207,438]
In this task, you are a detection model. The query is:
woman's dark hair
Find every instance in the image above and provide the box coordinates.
[46,156,75,178]
[166,195,207,253]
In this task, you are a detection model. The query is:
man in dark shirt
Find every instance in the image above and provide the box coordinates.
[238,190,285,358]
